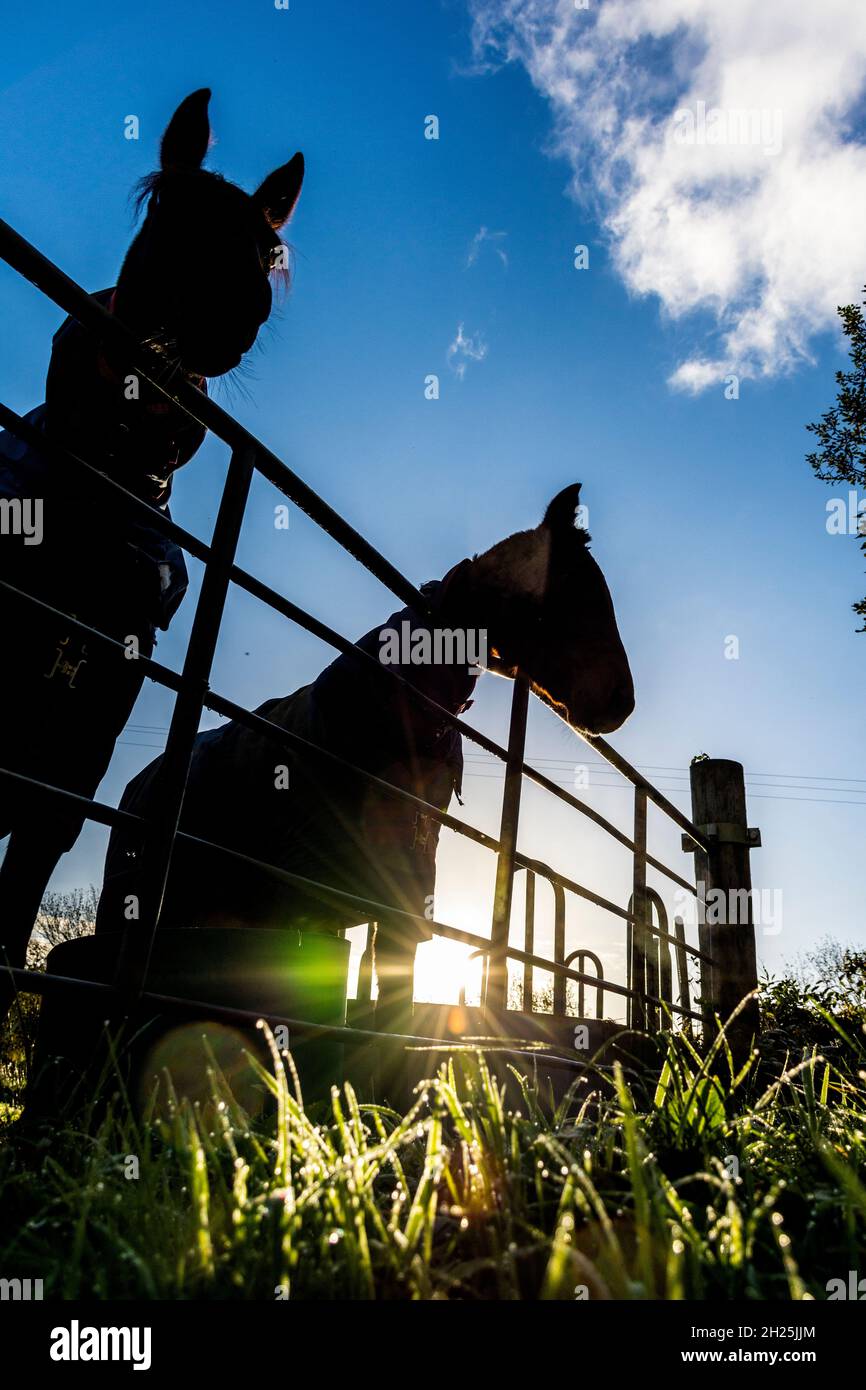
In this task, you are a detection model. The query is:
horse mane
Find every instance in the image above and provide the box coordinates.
[131,167,238,215]
[468,520,593,568]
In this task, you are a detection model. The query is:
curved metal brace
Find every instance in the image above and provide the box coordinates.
[563,948,606,1019]
[458,949,489,1009]
[628,889,679,1023]
[552,882,567,1017]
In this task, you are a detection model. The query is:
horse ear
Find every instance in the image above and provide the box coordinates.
[254,153,305,230]
[160,88,212,171]
[543,484,583,531]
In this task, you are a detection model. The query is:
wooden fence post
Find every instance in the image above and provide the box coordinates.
[688,758,761,1058]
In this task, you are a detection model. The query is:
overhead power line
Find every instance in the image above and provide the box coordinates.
[115,727,865,808]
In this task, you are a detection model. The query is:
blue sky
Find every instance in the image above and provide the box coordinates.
[1,0,864,1008]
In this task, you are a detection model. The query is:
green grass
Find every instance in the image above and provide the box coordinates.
[1,1001,865,1300]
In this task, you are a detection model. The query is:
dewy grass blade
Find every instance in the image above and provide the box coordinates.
[4,968,866,1301]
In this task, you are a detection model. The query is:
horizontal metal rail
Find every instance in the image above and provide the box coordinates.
[0,967,601,1073]
[587,734,708,852]
[0,764,706,1019]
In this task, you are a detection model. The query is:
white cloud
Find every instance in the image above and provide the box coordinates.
[469,0,866,390]
[447,322,489,378]
[467,225,509,267]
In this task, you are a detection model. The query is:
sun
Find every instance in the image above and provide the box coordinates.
[413,937,483,1005]
[344,923,487,1007]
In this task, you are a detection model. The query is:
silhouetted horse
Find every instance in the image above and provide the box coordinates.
[0,89,304,1020]
[97,486,634,1032]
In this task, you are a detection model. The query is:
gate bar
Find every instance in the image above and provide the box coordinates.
[0,772,703,1020]
[588,733,708,851]
[630,786,649,1030]
[485,676,530,1011]
[552,882,567,1017]
[112,446,256,1002]
[0,684,702,954]
[564,949,606,1020]
[522,869,535,1012]
[0,967,594,1073]
[673,915,693,1018]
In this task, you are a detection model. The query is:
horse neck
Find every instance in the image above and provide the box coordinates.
[312,582,480,748]
[43,288,206,504]
[433,556,530,670]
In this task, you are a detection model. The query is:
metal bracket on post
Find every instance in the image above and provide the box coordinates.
[682,824,761,851]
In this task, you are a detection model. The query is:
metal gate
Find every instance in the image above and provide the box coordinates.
[0,216,751,1066]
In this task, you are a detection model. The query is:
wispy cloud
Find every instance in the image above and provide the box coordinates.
[469,0,866,391]
[467,225,509,268]
[447,322,488,379]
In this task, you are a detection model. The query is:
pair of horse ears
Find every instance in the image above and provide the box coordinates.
[160,88,305,230]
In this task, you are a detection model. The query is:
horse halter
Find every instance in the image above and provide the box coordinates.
[65,289,211,500]
[97,291,207,402]
[434,553,546,677]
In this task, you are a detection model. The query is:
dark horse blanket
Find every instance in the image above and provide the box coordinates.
[99,578,478,957]
[0,296,198,848]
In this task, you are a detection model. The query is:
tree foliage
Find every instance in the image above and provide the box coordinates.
[805,298,866,627]
[26,884,98,969]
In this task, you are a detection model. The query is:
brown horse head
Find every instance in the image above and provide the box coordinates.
[453,484,634,736]
[113,88,304,378]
